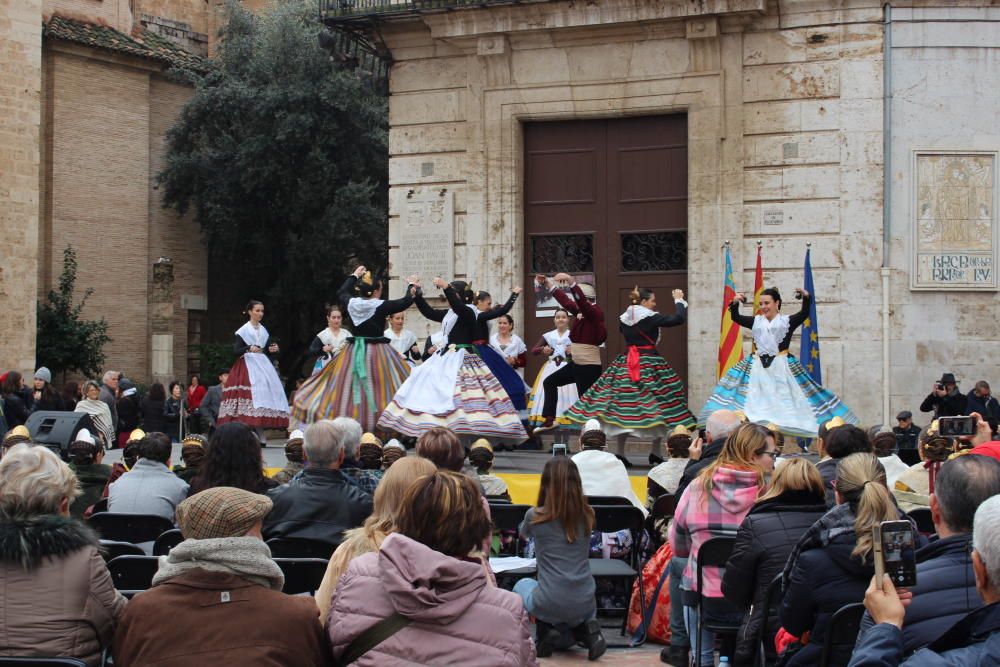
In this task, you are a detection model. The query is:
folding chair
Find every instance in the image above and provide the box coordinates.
[488,503,532,556]
[694,537,740,664]
[99,540,145,562]
[589,504,647,646]
[818,602,865,667]
[650,494,676,521]
[153,529,184,556]
[585,495,633,507]
[753,574,784,667]
[907,508,935,536]
[0,658,88,666]
[485,495,511,504]
[87,513,176,544]
[107,555,160,598]
[90,497,108,515]
[266,537,336,559]
[274,558,329,595]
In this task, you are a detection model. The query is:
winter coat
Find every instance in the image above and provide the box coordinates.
[966,390,1000,421]
[263,467,373,549]
[108,458,189,520]
[1,393,29,428]
[721,490,828,665]
[669,466,762,598]
[69,462,113,519]
[0,515,126,666]
[856,533,980,654]
[140,397,167,433]
[116,394,141,434]
[848,601,1000,667]
[816,457,839,507]
[113,567,331,667]
[201,384,223,428]
[919,390,967,418]
[327,533,537,666]
[675,437,727,500]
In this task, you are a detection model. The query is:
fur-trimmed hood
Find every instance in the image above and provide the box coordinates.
[0,514,99,570]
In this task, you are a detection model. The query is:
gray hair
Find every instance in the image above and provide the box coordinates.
[303,420,348,467]
[331,417,363,460]
[102,370,117,383]
[935,456,1000,534]
[706,409,742,442]
[973,494,1000,592]
[0,444,79,518]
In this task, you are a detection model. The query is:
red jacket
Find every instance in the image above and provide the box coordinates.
[551,284,606,347]
[186,385,207,410]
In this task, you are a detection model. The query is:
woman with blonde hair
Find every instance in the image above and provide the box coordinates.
[777,452,916,666]
[722,458,828,665]
[670,422,777,666]
[315,455,435,618]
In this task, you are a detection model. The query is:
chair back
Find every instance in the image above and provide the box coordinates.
[107,555,160,596]
[752,574,785,666]
[485,495,511,504]
[650,493,676,520]
[266,537,336,559]
[898,448,921,466]
[586,495,632,507]
[153,529,184,556]
[818,602,865,667]
[488,503,531,532]
[274,557,329,595]
[907,508,935,536]
[88,513,176,544]
[0,659,88,666]
[591,505,645,568]
[99,540,145,562]
[694,536,736,603]
[90,497,108,515]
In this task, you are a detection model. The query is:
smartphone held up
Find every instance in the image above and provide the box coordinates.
[873,520,917,589]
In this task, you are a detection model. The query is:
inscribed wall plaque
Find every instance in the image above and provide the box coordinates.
[913,152,998,289]
[397,189,454,281]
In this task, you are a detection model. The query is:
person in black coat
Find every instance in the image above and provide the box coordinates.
[722,458,828,666]
[966,381,1000,422]
[140,383,168,433]
[115,380,141,448]
[1,372,30,428]
[919,372,968,418]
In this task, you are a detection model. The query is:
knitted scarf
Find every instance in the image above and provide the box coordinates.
[153,536,284,591]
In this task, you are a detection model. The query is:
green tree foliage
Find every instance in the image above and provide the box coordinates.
[160,0,388,374]
[36,246,112,380]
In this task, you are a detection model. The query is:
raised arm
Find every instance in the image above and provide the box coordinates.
[414,291,447,322]
[478,290,520,321]
[650,292,687,327]
[380,285,416,316]
[569,283,601,320]
[728,297,756,329]
[337,275,357,311]
[787,291,812,330]
[442,284,470,315]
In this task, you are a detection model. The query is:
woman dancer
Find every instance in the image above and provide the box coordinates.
[564,286,695,460]
[489,315,527,381]
[218,301,290,438]
[699,287,857,438]
[307,305,350,375]
[527,308,577,427]
[377,278,527,444]
[291,266,416,432]
[470,289,528,412]
[384,312,420,367]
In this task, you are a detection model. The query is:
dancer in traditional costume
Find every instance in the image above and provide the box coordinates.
[489,314,528,382]
[307,304,350,375]
[533,273,607,433]
[290,266,416,432]
[469,288,528,412]
[384,312,420,367]
[378,278,528,444]
[699,287,857,438]
[527,308,578,426]
[564,286,695,461]
[218,300,290,436]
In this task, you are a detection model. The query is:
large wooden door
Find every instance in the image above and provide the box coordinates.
[523,115,689,384]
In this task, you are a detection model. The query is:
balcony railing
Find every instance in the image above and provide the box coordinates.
[320,0,543,22]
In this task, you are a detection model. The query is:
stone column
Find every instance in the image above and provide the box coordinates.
[151,258,175,385]
[0,0,42,375]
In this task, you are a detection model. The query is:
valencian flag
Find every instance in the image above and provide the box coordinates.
[717,245,744,379]
[800,247,822,383]
[752,243,764,315]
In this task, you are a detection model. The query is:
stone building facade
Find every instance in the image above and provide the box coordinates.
[333,0,1000,428]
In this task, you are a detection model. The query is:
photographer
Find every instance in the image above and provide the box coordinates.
[919,373,967,419]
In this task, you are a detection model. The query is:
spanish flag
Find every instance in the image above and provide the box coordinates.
[717,245,743,379]
[752,243,764,315]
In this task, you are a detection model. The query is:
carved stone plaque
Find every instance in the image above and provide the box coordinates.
[396,189,454,281]
[913,153,998,289]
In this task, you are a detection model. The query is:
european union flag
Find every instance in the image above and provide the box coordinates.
[800,248,821,383]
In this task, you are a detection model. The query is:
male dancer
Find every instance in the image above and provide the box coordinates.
[533,272,606,433]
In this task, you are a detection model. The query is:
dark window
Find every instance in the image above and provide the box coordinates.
[620,231,687,272]
[530,234,594,273]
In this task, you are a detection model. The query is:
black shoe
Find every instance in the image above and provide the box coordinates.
[572,619,607,661]
[615,454,634,468]
[649,453,664,466]
[660,645,690,666]
[535,621,561,658]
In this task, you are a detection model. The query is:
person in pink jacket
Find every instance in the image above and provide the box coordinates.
[669,422,777,666]
[326,470,538,666]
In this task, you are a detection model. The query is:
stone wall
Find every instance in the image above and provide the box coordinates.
[0,0,43,376]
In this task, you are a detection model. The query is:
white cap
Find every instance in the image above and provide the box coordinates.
[288,429,304,441]
[384,438,405,451]
[75,429,95,446]
[582,419,602,434]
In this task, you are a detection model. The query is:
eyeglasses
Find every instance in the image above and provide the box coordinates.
[760,450,780,460]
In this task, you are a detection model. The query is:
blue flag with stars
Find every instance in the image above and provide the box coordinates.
[800,248,821,383]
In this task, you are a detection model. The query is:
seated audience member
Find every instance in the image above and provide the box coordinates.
[571,420,646,514]
[358,432,385,474]
[468,438,511,500]
[173,434,207,484]
[112,487,330,667]
[872,429,909,488]
[415,426,466,472]
[326,470,537,666]
[103,429,144,494]
[894,431,954,512]
[778,453,910,666]
[0,444,126,665]
[675,409,743,500]
[189,422,278,496]
[516,457,606,660]
[816,422,873,507]
[264,419,373,549]
[108,432,188,520]
[2,425,32,456]
[332,418,381,495]
[272,429,306,485]
[722,457,828,666]
[855,454,1000,653]
[671,423,776,667]
[68,428,112,519]
[849,494,1000,666]
[647,425,692,502]
[382,439,406,469]
[316,456,436,619]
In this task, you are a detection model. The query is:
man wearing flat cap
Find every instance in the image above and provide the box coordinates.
[920,372,968,419]
[893,411,922,452]
[113,487,331,667]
